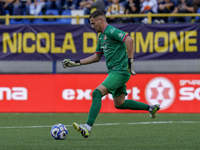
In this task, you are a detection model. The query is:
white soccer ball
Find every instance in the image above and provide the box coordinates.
[51,124,68,140]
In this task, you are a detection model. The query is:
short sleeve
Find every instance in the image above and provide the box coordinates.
[95,40,103,54]
[108,27,128,42]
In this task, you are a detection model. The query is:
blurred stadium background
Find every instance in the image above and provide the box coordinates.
[0,0,200,114]
[0,0,200,74]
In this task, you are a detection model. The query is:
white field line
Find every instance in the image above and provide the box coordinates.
[0,121,200,129]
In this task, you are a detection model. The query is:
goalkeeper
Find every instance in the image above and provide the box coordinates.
[62,10,160,138]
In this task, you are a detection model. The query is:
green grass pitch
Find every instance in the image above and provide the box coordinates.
[0,113,200,150]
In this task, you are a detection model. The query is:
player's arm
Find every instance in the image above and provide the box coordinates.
[80,53,102,65]
[124,36,134,58]
[124,36,136,75]
[62,53,102,68]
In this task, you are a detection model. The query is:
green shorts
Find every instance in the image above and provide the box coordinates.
[102,71,131,98]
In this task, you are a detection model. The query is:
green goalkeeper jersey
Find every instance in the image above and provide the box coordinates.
[95,24,129,73]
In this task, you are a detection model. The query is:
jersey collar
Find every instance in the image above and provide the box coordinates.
[102,23,108,34]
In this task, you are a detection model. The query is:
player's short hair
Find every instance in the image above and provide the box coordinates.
[89,10,106,20]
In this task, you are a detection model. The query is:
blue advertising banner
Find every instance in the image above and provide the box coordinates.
[0,23,199,60]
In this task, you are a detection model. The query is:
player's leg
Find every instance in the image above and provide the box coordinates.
[73,84,109,138]
[114,94,150,110]
[114,93,160,118]
[108,71,160,118]
[86,84,109,127]
[105,72,151,110]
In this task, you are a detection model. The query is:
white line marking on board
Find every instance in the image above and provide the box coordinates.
[0,121,200,129]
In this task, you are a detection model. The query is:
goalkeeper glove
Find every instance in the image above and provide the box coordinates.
[62,59,81,68]
[128,58,136,75]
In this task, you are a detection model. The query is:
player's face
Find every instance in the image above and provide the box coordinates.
[89,17,103,33]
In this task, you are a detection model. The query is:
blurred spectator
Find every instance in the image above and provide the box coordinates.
[193,0,200,13]
[124,0,141,23]
[79,0,94,10]
[106,0,125,23]
[79,0,105,15]
[105,0,113,8]
[62,0,82,10]
[105,0,126,10]
[193,0,200,22]
[46,0,63,15]
[140,0,158,13]
[140,0,158,23]
[119,0,128,7]
[168,0,194,23]
[0,1,4,24]
[154,0,175,23]
[78,0,105,24]
[13,0,30,20]
[29,0,46,16]
[0,0,16,15]
[0,2,3,15]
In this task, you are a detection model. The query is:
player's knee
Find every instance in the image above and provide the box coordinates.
[92,89,103,100]
[115,103,124,109]
[114,100,125,109]
[115,105,120,109]
[114,98,125,108]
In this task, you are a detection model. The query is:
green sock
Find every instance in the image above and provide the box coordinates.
[116,100,150,110]
[86,89,102,126]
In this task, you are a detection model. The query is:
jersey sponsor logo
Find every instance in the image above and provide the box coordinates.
[104,35,107,40]
[145,77,175,110]
[110,28,115,34]
[100,45,107,49]
[118,33,124,38]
